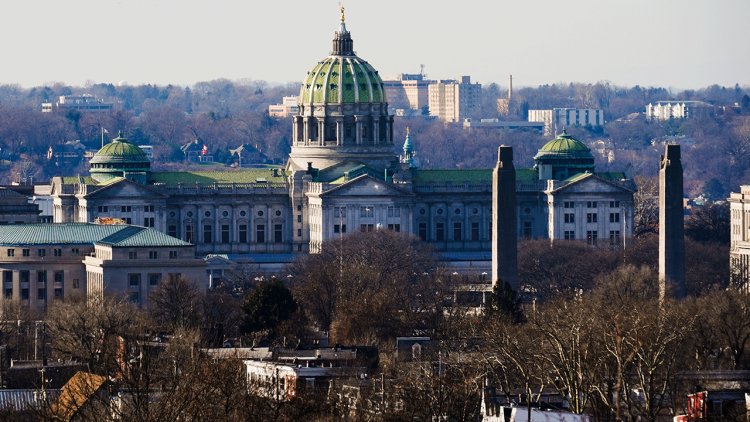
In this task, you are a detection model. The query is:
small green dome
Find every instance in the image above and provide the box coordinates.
[300,56,385,104]
[89,133,150,184]
[91,134,149,165]
[534,130,593,161]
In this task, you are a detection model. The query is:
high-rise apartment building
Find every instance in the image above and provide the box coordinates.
[383,73,433,113]
[428,76,481,123]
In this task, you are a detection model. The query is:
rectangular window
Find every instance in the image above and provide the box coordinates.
[148,273,161,286]
[38,249,46,257]
[334,224,348,234]
[256,224,265,243]
[587,213,598,223]
[387,224,401,232]
[297,215,302,223]
[203,224,213,243]
[609,201,620,208]
[54,271,64,284]
[129,251,138,259]
[436,222,445,241]
[37,270,47,284]
[37,288,46,300]
[22,249,29,257]
[97,206,108,213]
[360,206,374,218]
[239,224,248,243]
[453,222,462,240]
[4,288,11,298]
[168,225,177,237]
[609,213,620,223]
[71,248,79,255]
[471,222,480,241]
[169,250,178,259]
[144,205,155,212]
[418,222,427,241]
[221,224,230,243]
[20,271,30,284]
[21,288,29,300]
[609,230,621,246]
[297,228,302,237]
[297,205,302,211]
[73,279,80,289]
[125,218,132,225]
[563,201,574,209]
[564,213,575,223]
[387,206,400,217]
[3,270,12,284]
[523,221,532,239]
[121,205,132,213]
[185,225,194,243]
[334,206,346,218]
[54,248,62,257]
[587,201,597,209]
[587,230,598,245]
[564,230,575,240]
[360,224,374,232]
[144,217,155,227]
[6,249,14,257]
[149,251,158,259]
[274,224,283,243]
[54,288,63,299]
[128,273,141,288]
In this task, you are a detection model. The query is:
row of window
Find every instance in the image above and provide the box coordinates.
[6,248,77,257]
[563,213,621,224]
[128,250,179,260]
[563,230,621,245]
[97,205,155,213]
[417,221,484,242]
[563,201,621,209]
[176,224,284,244]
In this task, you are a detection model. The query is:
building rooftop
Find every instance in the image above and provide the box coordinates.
[0,223,191,247]
[534,130,593,161]
[149,169,286,185]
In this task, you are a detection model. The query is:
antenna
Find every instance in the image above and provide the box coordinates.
[419,64,425,77]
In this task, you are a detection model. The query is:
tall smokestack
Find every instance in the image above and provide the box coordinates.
[508,74,513,101]
[659,144,686,300]
[492,145,518,290]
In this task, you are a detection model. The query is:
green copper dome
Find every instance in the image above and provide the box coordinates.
[534,130,593,161]
[300,57,385,104]
[299,13,386,105]
[91,135,149,165]
[90,133,150,184]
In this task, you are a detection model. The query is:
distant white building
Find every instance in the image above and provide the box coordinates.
[645,101,715,121]
[383,73,433,112]
[729,185,750,291]
[528,108,604,136]
[42,95,113,113]
[428,76,482,123]
[268,96,300,118]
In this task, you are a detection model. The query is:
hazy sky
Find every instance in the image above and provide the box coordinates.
[2,0,748,89]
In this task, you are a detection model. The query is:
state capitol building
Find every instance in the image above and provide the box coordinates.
[1,12,636,309]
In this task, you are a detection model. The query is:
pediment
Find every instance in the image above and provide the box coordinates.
[549,174,633,195]
[84,179,167,199]
[319,175,411,197]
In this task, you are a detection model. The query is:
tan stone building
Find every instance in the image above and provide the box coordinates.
[428,76,481,123]
[0,223,206,311]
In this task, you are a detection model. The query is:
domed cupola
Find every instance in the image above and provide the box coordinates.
[289,7,396,172]
[533,129,595,180]
[90,132,150,184]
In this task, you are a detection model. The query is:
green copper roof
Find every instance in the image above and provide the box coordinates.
[413,169,491,183]
[149,169,286,185]
[300,56,385,104]
[534,130,593,161]
[90,135,149,165]
[97,225,191,247]
[411,168,540,184]
[0,223,190,247]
